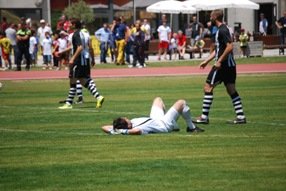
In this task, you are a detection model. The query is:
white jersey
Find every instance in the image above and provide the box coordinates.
[58,37,68,52]
[80,30,90,59]
[29,36,37,54]
[41,37,52,55]
[37,26,52,45]
[157,25,171,42]
[131,117,168,135]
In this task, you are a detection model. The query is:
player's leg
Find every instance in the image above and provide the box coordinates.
[58,78,77,109]
[226,83,246,124]
[150,97,165,119]
[193,67,220,124]
[75,80,83,104]
[171,99,204,133]
[81,77,104,108]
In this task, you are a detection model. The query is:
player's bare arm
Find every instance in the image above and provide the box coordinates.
[200,51,215,69]
[69,45,83,65]
[215,42,233,69]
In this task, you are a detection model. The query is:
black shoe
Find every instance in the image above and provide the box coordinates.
[59,100,67,104]
[186,126,205,133]
[192,116,209,124]
[75,97,83,104]
[227,118,247,124]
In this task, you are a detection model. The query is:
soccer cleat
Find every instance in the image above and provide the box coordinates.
[58,103,72,109]
[186,126,205,133]
[96,96,105,108]
[192,116,209,124]
[227,118,247,124]
[75,97,83,104]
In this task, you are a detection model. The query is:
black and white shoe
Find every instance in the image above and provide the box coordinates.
[192,116,209,124]
[227,118,247,124]
[186,126,205,133]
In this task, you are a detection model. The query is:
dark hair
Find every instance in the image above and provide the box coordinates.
[72,19,82,29]
[113,117,128,129]
[212,9,224,22]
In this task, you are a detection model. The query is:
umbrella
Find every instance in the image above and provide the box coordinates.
[183,0,259,10]
[146,0,196,14]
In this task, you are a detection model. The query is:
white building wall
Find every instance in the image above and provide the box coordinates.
[226,0,282,34]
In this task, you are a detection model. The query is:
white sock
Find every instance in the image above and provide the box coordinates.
[182,104,195,129]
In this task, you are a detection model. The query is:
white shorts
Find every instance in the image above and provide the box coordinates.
[150,105,179,132]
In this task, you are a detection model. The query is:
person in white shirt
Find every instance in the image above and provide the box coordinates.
[5,23,17,67]
[157,21,171,60]
[259,13,268,36]
[41,31,52,70]
[102,97,204,135]
[57,30,69,70]
[29,30,38,66]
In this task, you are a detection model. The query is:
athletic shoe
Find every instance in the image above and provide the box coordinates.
[75,97,83,104]
[58,103,72,109]
[227,118,247,124]
[192,116,209,124]
[186,126,205,133]
[96,96,105,108]
[58,100,67,104]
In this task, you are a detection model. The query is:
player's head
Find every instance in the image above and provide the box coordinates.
[113,117,131,129]
[211,9,224,23]
[72,19,82,30]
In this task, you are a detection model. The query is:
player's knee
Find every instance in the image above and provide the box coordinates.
[204,84,213,93]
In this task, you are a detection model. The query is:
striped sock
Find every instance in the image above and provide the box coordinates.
[201,92,213,119]
[85,79,100,98]
[76,80,83,99]
[231,92,245,119]
[65,84,76,104]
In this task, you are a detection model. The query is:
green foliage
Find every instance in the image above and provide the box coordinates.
[0,74,286,190]
[63,0,94,23]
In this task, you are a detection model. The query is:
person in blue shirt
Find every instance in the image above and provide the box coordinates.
[95,23,111,64]
[111,17,129,65]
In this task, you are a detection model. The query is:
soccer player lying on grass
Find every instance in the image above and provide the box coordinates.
[101,97,204,135]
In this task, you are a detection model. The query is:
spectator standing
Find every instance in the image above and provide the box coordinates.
[1,17,8,32]
[130,20,145,68]
[95,23,111,64]
[188,15,204,46]
[259,13,268,36]
[142,19,151,60]
[111,17,128,65]
[169,33,178,60]
[41,31,53,70]
[16,22,31,71]
[29,30,38,67]
[52,31,60,69]
[0,31,12,70]
[37,19,52,64]
[238,29,249,57]
[157,21,171,60]
[58,30,69,70]
[177,30,186,60]
[5,23,18,67]
[275,10,286,55]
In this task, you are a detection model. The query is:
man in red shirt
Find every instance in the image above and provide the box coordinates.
[177,30,186,60]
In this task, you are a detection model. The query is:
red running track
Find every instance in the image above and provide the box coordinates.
[0,63,285,80]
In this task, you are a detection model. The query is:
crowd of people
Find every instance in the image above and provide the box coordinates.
[0,11,285,71]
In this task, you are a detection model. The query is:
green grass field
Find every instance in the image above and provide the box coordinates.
[0,73,286,190]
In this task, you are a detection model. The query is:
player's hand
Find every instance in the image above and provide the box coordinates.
[91,60,95,67]
[214,62,222,69]
[199,60,208,69]
[69,59,74,65]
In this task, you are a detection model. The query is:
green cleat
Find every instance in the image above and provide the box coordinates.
[58,103,72,109]
[96,96,105,108]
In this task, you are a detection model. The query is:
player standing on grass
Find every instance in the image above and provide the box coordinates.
[58,19,104,109]
[193,9,246,125]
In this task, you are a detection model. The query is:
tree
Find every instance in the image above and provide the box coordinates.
[63,0,94,23]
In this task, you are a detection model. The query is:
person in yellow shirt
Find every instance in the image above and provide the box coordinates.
[0,31,12,70]
[239,29,249,57]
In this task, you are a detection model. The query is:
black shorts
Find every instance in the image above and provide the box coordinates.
[69,59,91,79]
[206,65,236,86]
